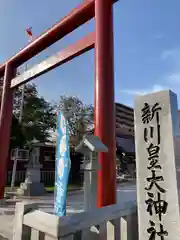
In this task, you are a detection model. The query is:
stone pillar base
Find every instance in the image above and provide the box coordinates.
[27,182,45,196]
[0,199,5,205]
[17,182,45,196]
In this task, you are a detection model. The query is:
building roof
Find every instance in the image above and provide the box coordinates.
[115,102,133,111]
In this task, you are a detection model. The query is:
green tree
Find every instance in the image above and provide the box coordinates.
[10,115,26,150]
[58,96,94,147]
[0,79,25,150]
[13,83,56,144]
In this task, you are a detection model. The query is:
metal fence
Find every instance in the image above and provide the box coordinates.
[6,171,26,185]
[6,170,56,185]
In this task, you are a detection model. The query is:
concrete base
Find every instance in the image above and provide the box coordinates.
[17,182,45,196]
[0,199,5,206]
[27,182,45,196]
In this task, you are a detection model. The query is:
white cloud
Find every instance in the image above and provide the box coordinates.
[119,47,180,105]
[167,72,180,84]
[161,47,180,86]
[154,34,163,40]
[161,48,180,61]
[121,84,167,96]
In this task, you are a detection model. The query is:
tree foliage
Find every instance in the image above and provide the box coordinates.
[1,82,94,151]
[12,83,56,146]
[10,115,26,150]
[58,96,94,147]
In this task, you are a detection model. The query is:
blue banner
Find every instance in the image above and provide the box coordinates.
[54,111,71,216]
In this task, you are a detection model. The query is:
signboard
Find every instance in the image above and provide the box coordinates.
[134,90,180,240]
[54,111,71,216]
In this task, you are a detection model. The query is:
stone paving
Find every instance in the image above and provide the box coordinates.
[0,182,136,215]
[0,182,136,239]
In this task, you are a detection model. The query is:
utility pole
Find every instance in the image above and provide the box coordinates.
[18,86,25,124]
[18,62,28,124]
[10,63,27,192]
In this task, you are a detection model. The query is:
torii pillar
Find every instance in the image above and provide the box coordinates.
[0,63,15,198]
[95,0,116,207]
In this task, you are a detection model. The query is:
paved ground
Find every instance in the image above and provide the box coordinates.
[0,182,136,239]
[0,182,136,215]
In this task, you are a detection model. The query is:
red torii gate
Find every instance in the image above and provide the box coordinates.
[0,0,118,207]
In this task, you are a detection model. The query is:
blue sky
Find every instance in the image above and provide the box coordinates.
[0,0,180,107]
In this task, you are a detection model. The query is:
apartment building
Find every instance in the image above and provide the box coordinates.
[115,102,134,136]
[115,102,135,154]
